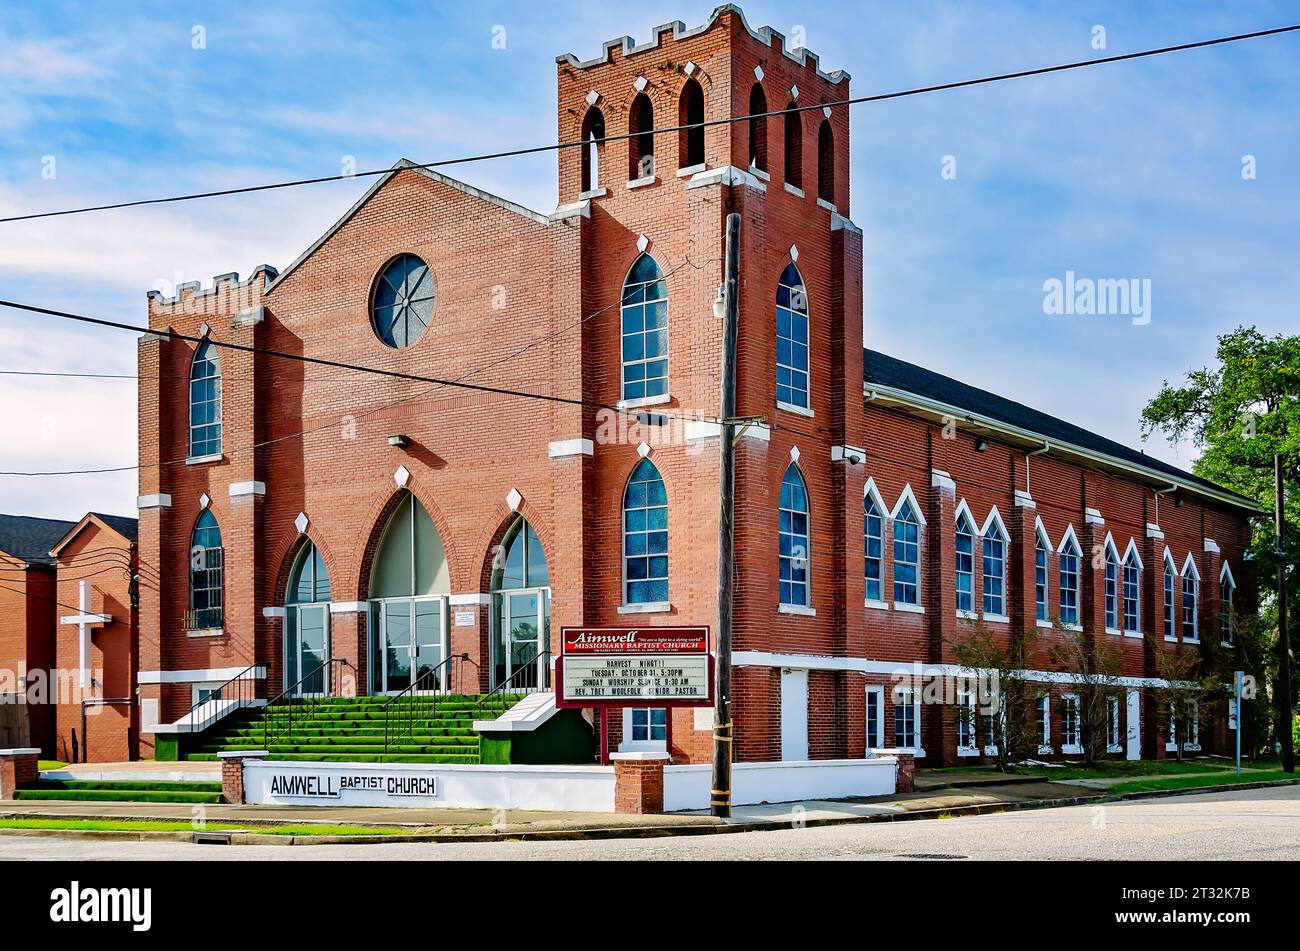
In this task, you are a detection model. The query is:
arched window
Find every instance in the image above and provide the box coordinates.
[620,254,669,403]
[864,493,883,603]
[285,542,331,695]
[1123,547,1141,633]
[491,517,550,690]
[369,493,450,693]
[678,78,704,169]
[892,498,921,606]
[1181,558,1199,642]
[776,262,809,410]
[1035,533,1050,622]
[629,92,655,180]
[783,102,802,189]
[188,510,223,632]
[955,508,975,613]
[748,83,768,171]
[189,341,221,458]
[1104,541,1120,631]
[1058,528,1081,625]
[982,515,1007,617]
[779,464,810,606]
[1163,552,1177,640]
[817,119,834,204]
[580,106,605,193]
[623,459,668,605]
[1220,566,1235,645]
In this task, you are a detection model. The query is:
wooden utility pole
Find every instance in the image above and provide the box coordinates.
[1275,452,1294,773]
[712,212,741,818]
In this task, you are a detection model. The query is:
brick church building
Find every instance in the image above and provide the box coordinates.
[136,5,1255,767]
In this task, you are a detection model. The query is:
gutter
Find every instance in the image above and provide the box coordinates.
[863,382,1265,514]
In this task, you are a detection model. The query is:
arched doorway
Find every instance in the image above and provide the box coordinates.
[490,517,550,691]
[368,493,451,694]
[285,542,331,696]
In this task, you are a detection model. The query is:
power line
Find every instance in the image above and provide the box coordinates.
[0,255,720,476]
[2,22,1296,225]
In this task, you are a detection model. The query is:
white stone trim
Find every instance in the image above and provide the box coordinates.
[578,187,607,200]
[229,480,266,498]
[1146,522,1165,539]
[777,400,814,418]
[684,164,767,193]
[830,211,862,235]
[626,174,658,190]
[1014,490,1036,509]
[675,162,706,178]
[617,601,673,615]
[816,197,837,213]
[783,182,805,198]
[449,593,491,606]
[329,601,368,614]
[1204,537,1220,554]
[893,602,925,615]
[865,599,891,611]
[548,438,594,458]
[892,483,928,524]
[137,494,172,509]
[1085,507,1105,525]
[778,603,816,617]
[138,666,266,685]
[262,607,286,619]
[830,444,866,464]
[617,393,671,410]
[684,421,722,441]
[185,452,223,466]
[930,469,956,494]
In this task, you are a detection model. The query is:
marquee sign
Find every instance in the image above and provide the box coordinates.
[555,626,712,709]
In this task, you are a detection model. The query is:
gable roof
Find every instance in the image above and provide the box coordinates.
[49,512,139,558]
[0,514,78,565]
[862,349,1258,512]
[265,159,551,294]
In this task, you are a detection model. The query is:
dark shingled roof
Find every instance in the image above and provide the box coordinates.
[0,514,78,565]
[862,349,1254,508]
[90,513,139,542]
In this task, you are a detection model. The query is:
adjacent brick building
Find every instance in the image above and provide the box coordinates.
[136,5,1257,768]
[0,512,139,761]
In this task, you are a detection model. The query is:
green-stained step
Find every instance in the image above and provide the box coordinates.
[16,780,223,804]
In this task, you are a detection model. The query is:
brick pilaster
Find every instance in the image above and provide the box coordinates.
[0,749,39,799]
[611,752,669,814]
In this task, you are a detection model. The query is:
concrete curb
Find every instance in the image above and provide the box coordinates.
[1,778,1296,846]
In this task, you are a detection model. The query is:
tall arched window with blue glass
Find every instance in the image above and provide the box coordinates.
[188,510,223,632]
[620,255,668,404]
[491,518,550,691]
[368,494,450,694]
[188,341,221,458]
[285,542,331,696]
[779,464,810,607]
[776,263,809,411]
[623,459,668,605]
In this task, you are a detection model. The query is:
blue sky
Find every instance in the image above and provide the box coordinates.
[1,0,1297,519]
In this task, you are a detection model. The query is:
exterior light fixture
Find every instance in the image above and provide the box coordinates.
[975,439,989,452]
[712,283,727,320]
[387,434,409,448]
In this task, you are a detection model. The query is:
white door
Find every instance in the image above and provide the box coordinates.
[1126,688,1142,760]
[780,668,809,761]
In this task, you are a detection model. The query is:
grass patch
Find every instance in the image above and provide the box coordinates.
[1013,759,1238,781]
[0,818,406,836]
[37,760,68,771]
[1110,771,1296,795]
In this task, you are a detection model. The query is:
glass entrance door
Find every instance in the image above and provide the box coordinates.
[493,590,548,690]
[375,597,446,694]
[288,604,330,697]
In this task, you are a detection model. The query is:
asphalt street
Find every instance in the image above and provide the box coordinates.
[1,785,1297,860]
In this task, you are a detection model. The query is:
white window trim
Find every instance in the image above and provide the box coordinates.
[865,599,891,611]
[778,603,816,617]
[956,691,979,757]
[1060,693,1083,754]
[894,602,925,615]
[865,685,885,749]
[619,707,668,753]
[892,686,923,755]
[777,400,815,418]
[1106,696,1122,753]
[1037,694,1052,754]
[890,485,925,609]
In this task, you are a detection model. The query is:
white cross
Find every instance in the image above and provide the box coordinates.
[60,580,111,689]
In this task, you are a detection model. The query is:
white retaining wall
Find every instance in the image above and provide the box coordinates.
[239,756,898,812]
[663,757,898,812]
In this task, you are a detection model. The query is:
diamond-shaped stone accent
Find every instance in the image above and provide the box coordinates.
[393,464,410,488]
[790,84,799,100]
[586,89,599,106]
[198,322,211,338]
[684,61,697,77]
[790,244,799,262]
[294,512,309,534]
[506,487,522,512]
[636,234,650,253]
[790,446,801,462]
[637,442,652,458]
[198,493,211,509]
[754,65,764,81]
[823,106,832,119]
[634,76,648,93]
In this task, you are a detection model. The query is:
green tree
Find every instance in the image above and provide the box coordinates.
[1142,327,1298,735]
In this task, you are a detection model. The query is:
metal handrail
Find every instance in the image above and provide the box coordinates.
[261,658,349,749]
[476,648,551,713]
[180,663,259,735]
[384,654,466,750]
